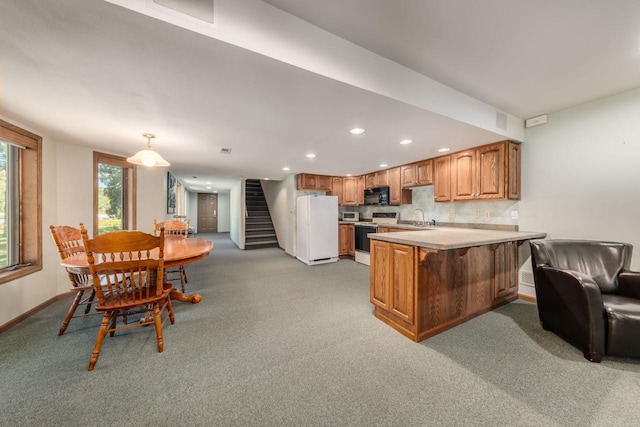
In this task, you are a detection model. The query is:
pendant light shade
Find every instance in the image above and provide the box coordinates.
[127,133,170,167]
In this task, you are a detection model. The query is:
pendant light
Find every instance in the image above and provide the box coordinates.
[127,133,170,167]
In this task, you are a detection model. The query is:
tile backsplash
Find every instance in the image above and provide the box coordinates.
[339,186,519,226]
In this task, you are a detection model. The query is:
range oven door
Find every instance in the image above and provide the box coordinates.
[354,225,378,253]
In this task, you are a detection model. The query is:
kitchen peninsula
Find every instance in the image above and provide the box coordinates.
[369,227,546,341]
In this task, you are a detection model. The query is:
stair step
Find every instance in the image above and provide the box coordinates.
[246,230,276,238]
[245,239,279,248]
[244,180,277,250]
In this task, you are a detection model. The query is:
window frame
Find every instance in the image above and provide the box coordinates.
[0,119,42,284]
[93,152,137,236]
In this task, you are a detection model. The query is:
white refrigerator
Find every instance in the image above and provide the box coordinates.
[296,195,339,265]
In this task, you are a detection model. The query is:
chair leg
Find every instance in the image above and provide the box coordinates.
[109,311,118,337]
[166,296,175,325]
[583,351,603,363]
[88,312,111,371]
[83,288,96,314]
[179,266,186,293]
[153,303,164,352]
[181,265,188,284]
[59,289,84,336]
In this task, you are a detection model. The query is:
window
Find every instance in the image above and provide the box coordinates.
[93,152,137,236]
[0,119,42,284]
[0,142,19,269]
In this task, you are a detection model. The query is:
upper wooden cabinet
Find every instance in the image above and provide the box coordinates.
[342,176,358,206]
[375,170,389,187]
[506,142,521,200]
[297,173,332,191]
[389,167,412,205]
[433,155,452,202]
[365,173,375,189]
[451,149,477,201]
[298,140,520,204]
[357,176,365,206]
[401,159,433,188]
[449,141,520,202]
[329,176,357,206]
[365,170,389,189]
[331,177,343,205]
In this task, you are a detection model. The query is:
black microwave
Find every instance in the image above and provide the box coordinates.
[364,186,390,206]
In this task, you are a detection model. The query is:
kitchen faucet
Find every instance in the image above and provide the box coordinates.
[414,208,425,226]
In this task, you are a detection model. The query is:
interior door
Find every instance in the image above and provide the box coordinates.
[197,193,218,233]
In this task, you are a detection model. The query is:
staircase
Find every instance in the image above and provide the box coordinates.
[245,179,279,250]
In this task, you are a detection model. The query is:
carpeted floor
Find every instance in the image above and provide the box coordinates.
[1,233,639,426]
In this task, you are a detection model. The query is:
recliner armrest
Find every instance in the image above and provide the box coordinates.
[540,266,603,299]
[618,271,640,299]
[538,266,606,357]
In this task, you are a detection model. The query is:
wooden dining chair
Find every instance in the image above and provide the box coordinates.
[153,219,190,292]
[50,224,100,335]
[81,225,175,371]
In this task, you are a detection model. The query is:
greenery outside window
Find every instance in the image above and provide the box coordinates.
[0,142,20,269]
[93,152,136,236]
[0,119,42,284]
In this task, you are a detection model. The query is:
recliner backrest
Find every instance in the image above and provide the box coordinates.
[530,239,632,294]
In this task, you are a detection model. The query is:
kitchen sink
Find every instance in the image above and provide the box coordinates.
[402,223,436,230]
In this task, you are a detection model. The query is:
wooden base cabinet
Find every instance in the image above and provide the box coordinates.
[371,241,520,342]
[370,240,415,324]
[338,224,355,257]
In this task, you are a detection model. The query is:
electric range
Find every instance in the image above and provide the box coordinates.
[354,212,399,265]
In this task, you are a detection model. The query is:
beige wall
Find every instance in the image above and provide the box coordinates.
[520,87,640,266]
[0,122,167,328]
[263,177,294,255]
[518,87,640,297]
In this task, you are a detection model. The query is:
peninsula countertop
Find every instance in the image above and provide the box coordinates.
[368,227,547,250]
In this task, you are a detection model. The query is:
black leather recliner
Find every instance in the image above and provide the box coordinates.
[529,239,640,362]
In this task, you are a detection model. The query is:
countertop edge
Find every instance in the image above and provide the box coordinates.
[368,228,547,250]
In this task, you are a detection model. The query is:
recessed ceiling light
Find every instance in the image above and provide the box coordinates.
[346,173,352,177]
[399,139,413,145]
[206,186,211,189]
[306,153,316,158]
[350,128,365,135]
[206,181,211,184]
[282,166,290,171]
[438,148,451,153]
[213,190,218,193]
[264,178,270,180]
[379,163,388,168]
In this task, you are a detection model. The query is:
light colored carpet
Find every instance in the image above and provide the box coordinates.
[1,233,639,426]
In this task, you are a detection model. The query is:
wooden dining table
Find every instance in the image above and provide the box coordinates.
[59,237,214,304]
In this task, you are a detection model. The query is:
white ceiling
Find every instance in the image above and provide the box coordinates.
[1,0,638,193]
[264,0,640,119]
